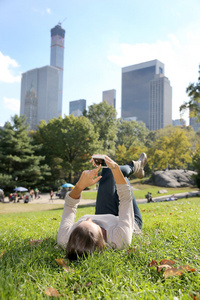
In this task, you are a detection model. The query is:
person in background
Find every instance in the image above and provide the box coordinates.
[50,190,54,202]
[149,193,153,202]
[34,188,39,199]
[9,193,14,202]
[30,189,34,201]
[146,192,150,203]
[24,192,30,203]
[13,192,18,203]
[0,189,4,202]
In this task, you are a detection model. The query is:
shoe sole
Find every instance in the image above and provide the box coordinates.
[139,153,147,168]
[137,153,147,179]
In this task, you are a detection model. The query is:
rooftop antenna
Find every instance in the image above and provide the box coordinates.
[58,17,67,27]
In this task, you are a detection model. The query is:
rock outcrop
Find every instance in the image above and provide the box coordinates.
[146,170,197,188]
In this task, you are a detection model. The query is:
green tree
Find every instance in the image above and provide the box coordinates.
[0,115,50,192]
[116,119,149,149]
[126,143,147,163]
[145,131,157,148]
[115,142,147,167]
[180,65,200,123]
[33,115,100,185]
[192,139,200,188]
[115,144,127,165]
[83,101,117,156]
[0,174,13,189]
[179,66,200,185]
[147,127,192,171]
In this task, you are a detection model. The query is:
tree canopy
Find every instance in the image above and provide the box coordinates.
[180,64,200,123]
[147,126,192,171]
[192,139,200,188]
[116,119,149,149]
[0,115,50,192]
[83,101,117,156]
[32,115,101,185]
[115,142,147,166]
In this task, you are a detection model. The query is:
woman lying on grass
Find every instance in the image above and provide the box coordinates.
[57,153,147,260]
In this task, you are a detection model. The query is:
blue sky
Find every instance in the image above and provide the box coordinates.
[1,0,200,126]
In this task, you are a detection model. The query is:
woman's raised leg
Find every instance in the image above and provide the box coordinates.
[95,163,143,229]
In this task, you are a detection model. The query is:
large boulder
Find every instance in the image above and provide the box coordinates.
[148,170,197,188]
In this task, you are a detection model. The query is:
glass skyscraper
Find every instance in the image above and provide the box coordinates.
[50,24,65,116]
[69,99,86,117]
[121,59,172,130]
[20,66,59,131]
[20,24,65,131]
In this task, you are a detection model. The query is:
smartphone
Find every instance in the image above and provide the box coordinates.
[92,154,107,168]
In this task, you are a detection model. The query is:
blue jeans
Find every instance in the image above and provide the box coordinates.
[95,165,143,229]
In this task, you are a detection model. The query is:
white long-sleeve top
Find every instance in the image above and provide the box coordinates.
[57,184,141,250]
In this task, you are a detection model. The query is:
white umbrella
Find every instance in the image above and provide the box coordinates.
[14,187,28,192]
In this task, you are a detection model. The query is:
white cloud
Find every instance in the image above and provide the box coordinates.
[3,97,20,112]
[0,52,21,83]
[32,7,51,15]
[108,29,200,121]
[46,8,51,14]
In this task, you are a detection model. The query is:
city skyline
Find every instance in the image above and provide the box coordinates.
[1,0,200,127]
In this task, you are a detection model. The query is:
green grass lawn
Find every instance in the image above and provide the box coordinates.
[0,198,199,299]
[82,184,198,200]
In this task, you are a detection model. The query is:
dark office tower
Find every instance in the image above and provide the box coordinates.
[50,23,65,116]
[121,59,172,130]
[69,99,86,117]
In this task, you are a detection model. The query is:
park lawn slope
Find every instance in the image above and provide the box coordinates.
[0,198,199,299]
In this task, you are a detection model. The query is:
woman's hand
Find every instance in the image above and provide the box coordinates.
[104,155,117,170]
[91,154,126,185]
[69,164,102,200]
[76,164,102,191]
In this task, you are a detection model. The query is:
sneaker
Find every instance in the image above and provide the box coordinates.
[132,153,147,179]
